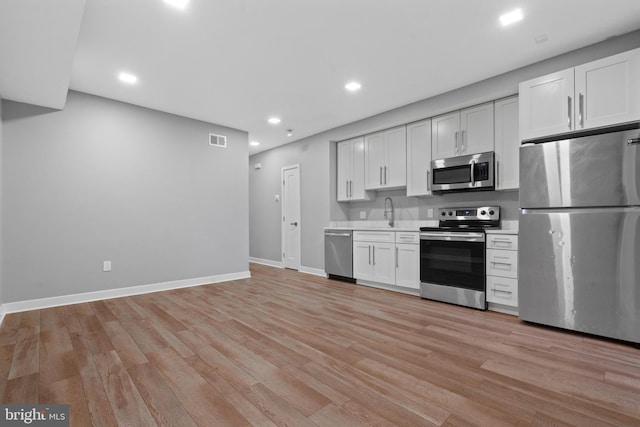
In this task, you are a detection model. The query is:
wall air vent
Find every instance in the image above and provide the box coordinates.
[209,133,227,148]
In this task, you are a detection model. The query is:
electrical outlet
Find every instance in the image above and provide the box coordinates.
[103,260,112,272]
[274,195,280,202]
[427,208,434,218]
[360,211,366,219]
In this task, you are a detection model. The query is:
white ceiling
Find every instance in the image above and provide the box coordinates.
[2,1,640,154]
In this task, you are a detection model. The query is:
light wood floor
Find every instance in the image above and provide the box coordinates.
[1,263,639,426]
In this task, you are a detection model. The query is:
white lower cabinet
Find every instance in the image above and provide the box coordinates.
[353,230,420,290]
[395,232,420,289]
[353,231,396,285]
[486,233,519,312]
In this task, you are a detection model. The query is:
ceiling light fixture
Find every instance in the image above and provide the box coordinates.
[249,141,260,146]
[287,129,293,137]
[164,0,189,10]
[118,72,138,84]
[500,8,523,26]
[268,117,281,125]
[345,81,362,92]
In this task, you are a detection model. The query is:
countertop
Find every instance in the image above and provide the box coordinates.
[326,219,519,234]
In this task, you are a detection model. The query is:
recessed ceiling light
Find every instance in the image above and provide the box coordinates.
[118,72,138,84]
[500,8,523,26]
[249,141,260,146]
[345,81,362,92]
[268,117,281,125]
[164,0,189,10]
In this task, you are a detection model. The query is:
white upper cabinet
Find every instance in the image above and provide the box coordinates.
[519,47,640,141]
[575,48,640,129]
[337,137,370,202]
[494,96,519,190]
[461,103,494,155]
[519,69,574,141]
[406,119,432,197]
[365,126,407,190]
[432,102,494,159]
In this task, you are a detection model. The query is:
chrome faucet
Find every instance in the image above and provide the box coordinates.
[384,197,394,227]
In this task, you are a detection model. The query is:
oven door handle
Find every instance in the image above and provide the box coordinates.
[420,232,485,242]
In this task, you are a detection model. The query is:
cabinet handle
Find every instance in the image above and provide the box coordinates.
[350,180,353,198]
[368,245,371,265]
[493,289,513,295]
[579,93,584,127]
[346,181,349,198]
[567,96,572,129]
[454,131,460,154]
[395,246,399,269]
[461,130,465,154]
[384,166,387,185]
[496,160,500,188]
[426,170,430,192]
[372,246,376,265]
[379,166,383,185]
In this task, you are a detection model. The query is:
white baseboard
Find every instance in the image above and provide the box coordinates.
[249,257,284,268]
[299,266,327,278]
[0,305,6,329]
[0,271,251,317]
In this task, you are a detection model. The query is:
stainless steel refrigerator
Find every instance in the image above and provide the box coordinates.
[519,123,640,343]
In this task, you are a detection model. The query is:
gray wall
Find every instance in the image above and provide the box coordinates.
[249,30,640,270]
[249,139,329,269]
[0,98,3,307]
[2,91,249,303]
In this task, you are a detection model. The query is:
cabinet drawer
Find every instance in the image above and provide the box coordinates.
[396,232,419,244]
[487,276,518,306]
[486,249,518,278]
[353,231,395,243]
[486,234,518,250]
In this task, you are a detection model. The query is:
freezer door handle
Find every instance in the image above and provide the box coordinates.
[627,138,640,145]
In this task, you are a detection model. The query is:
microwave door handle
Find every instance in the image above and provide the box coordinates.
[470,160,476,186]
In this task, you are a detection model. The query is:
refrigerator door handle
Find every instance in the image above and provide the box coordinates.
[627,138,640,145]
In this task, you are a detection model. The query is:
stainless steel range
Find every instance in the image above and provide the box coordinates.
[420,207,500,310]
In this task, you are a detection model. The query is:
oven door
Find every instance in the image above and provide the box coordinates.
[419,231,485,291]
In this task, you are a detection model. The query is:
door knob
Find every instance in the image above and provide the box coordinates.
[290,222,298,226]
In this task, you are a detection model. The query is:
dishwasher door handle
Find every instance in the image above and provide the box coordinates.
[325,232,351,237]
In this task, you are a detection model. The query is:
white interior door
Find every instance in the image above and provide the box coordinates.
[282,164,300,270]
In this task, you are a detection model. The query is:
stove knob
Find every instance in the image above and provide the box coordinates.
[441,211,446,217]
[448,211,453,216]
[480,210,487,216]
[489,209,495,216]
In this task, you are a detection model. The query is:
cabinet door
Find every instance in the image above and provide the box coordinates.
[395,243,419,289]
[486,249,518,279]
[461,102,494,155]
[431,111,460,159]
[364,132,385,190]
[350,137,368,200]
[487,275,518,307]
[494,96,519,190]
[384,126,407,188]
[336,141,352,201]
[575,48,640,130]
[353,242,373,281]
[519,68,575,141]
[372,243,395,285]
[406,120,432,197]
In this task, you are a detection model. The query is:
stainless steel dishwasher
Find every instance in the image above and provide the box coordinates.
[324,229,354,280]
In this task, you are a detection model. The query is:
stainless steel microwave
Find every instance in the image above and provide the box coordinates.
[431,151,494,193]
